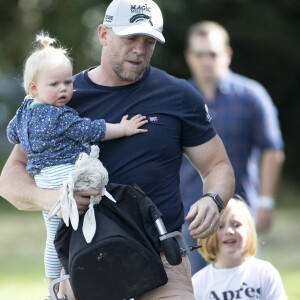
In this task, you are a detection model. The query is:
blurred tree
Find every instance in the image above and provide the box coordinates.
[0,0,299,179]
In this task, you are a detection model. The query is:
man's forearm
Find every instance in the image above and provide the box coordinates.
[0,145,58,211]
[184,136,235,209]
[202,161,235,208]
[259,149,285,197]
[184,137,235,238]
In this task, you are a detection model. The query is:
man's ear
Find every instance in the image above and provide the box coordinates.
[28,81,38,97]
[98,24,109,46]
[226,46,233,65]
[184,48,193,70]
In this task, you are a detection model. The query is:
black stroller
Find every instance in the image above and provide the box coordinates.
[50,183,197,300]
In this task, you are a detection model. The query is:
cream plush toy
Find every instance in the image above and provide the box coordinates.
[49,145,115,243]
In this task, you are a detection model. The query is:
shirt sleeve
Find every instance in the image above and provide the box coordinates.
[250,82,284,150]
[54,107,106,143]
[181,81,216,147]
[262,261,287,299]
[6,115,19,144]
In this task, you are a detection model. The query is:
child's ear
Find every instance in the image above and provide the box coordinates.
[28,81,38,97]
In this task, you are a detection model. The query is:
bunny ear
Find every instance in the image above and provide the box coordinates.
[90,145,100,158]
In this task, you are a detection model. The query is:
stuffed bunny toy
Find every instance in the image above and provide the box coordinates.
[49,145,115,243]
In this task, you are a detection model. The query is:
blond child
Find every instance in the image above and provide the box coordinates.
[6,33,148,298]
[192,197,287,300]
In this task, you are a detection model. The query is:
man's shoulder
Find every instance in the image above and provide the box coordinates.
[73,68,89,83]
[149,66,188,86]
[225,71,270,99]
[149,67,206,106]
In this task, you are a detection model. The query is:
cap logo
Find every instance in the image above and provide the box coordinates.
[130,14,153,26]
[131,4,151,14]
[104,15,113,23]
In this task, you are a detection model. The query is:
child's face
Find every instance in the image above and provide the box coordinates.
[33,59,73,107]
[216,207,247,263]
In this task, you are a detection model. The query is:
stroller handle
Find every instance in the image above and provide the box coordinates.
[49,275,70,300]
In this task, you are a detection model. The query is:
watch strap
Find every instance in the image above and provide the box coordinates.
[202,193,224,213]
[258,196,275,210]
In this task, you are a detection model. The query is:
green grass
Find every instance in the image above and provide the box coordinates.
[0,211,48,299]
[0,208,299,299]
[259,209,300,299]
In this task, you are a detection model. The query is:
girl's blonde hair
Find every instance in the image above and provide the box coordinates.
[23,32,72,94]
[198,197,257,263]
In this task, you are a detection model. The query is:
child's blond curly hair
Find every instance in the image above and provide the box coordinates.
[23,32,72,94]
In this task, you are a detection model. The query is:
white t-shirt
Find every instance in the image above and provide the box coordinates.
[192,257,287,300]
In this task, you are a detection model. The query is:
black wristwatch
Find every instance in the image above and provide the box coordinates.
[202,193,224,213]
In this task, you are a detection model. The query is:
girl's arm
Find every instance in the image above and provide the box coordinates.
[6,115,19,144]
[104,114,148,140]
[61,109,147,143]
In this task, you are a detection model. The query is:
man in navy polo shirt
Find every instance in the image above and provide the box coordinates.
[180,21,285,275]
[0,1,235,299]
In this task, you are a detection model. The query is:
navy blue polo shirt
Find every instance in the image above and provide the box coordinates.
[69,65,216,232]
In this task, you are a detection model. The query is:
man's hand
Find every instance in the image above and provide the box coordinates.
[256,207,273,233]
[182,136,235,239]
[185,196,220,239]
[73,188,101,215]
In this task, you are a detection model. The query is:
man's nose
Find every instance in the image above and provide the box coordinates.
[133,42,146,55]
[132,37,149,55]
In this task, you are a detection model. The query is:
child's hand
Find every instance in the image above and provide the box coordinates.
[104,115,148,140]
[121,114,148,136]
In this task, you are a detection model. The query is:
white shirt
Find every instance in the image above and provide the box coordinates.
[192,257,287,300]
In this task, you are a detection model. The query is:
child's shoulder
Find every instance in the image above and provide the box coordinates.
[192,263,212,280]
[245,257,278,273]
[28,104,78,124]
[34,103,77,114]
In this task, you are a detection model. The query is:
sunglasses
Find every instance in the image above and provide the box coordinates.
[191,50,218,58]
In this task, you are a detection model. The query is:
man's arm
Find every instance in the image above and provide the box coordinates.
[0,145,93,213]
[256,148,285,232]
[184,135,235,239]
[0,145,59,211]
